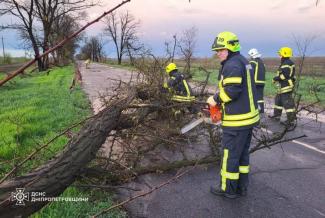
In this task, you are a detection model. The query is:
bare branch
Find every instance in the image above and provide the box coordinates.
[0,0,131,87]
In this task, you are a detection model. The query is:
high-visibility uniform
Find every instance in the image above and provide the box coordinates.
[250,58,266,113]
[213,52,259,195]
[272,58,296,122]
[167,70,195,102]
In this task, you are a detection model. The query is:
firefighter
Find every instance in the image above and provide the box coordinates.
[164,63,195,102]
[207,31,260,199]
[248,48,266,117]
[269,47,296,127]
[85,59,91,69]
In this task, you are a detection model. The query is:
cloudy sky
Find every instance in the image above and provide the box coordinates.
[1,0,325,57]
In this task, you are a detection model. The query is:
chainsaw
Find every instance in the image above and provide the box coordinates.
[180,104,222,134]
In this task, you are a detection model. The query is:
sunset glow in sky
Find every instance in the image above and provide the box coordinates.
[1,0,325,57]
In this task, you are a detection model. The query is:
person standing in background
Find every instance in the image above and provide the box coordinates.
[248,48,266,119]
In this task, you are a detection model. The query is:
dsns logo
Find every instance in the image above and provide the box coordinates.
[11,188,29,206]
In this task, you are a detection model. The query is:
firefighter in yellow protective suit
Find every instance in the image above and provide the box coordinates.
[207,31,259,199]
[269,47,296,127]
[164,63,195,103]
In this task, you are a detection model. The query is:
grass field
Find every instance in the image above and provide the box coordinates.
[175,56,325,76]
[102,57,325,106]
[264,72,325,106]
[0,66,90,170]
[102,59,136,71]
[190,66,325,106]
[0,56,30,65]
[0,66,126,217]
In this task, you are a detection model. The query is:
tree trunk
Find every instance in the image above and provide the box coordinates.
[0,90,136,217]
[28,30,43,72]
[118,56,122,65]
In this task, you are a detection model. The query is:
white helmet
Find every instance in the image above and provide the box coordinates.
[248,48,261,58]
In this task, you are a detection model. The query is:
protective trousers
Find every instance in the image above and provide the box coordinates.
[220,128,253,195]
[273,92,296,122]
[256,86,264,113]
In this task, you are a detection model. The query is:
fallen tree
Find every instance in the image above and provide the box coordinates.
[0,51,317,217]
[0,60,310,217]
[0,0,131,87]
[0,88,137,217]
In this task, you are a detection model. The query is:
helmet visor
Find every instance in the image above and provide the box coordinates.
[211,37,226,51]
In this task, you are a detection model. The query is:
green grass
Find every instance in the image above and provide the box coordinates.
[32,187,126,218]
[264,72,325,106]
[0,66,126,217]
[0,66,90,171]
[191,67,325,106]
[102,60,136,71]
[0,56,30,65]
[191,66,218,85]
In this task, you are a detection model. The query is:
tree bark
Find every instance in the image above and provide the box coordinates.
[0,90,136,218]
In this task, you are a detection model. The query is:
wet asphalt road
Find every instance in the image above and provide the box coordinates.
[81,63,325,218]
[117,120,325,218]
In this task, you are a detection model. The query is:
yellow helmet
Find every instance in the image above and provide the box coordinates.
[166,63,178,74]
[212,31,241,52]
[278,47,293,58]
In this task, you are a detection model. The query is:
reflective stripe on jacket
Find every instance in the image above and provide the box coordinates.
[214,52,260,129]
[273,58,295,94]
[249,58,266,86]
[168,71,195,102]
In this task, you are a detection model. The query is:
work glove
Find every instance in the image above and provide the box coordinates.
[207,95,221,106]
[207,96,216,106]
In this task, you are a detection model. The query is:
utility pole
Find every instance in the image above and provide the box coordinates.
[1,36,5,63]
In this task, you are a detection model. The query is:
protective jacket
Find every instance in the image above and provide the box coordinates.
[167,70,195,102]
[214,52,259,129]
[273,58,295,94]
[250,58,266,113]
[250,58,265,86]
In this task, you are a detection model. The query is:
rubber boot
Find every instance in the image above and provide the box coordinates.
[236,188,247,196]
[210,186,239,199]
[281,112,296,130]
[269,109,282,121]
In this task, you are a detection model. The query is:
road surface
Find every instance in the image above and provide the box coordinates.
[81,62,325,218]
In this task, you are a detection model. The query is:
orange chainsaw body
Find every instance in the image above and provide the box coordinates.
[180,104,222,134]
[209,105,222,123]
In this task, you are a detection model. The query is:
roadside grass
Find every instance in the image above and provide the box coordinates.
[191,67,325,106]
[191,66,218,85]
[0,66,90,172]
[102,60,136,71]
[264,72,325,106]
[0,56,31,66]
[0,66,126,217]
[97,61,325,107]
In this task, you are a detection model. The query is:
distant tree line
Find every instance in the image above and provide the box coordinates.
[78,10,144,65]
[0,0,97,71]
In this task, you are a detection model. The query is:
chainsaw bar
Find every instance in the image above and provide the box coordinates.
[180,117,221,134]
